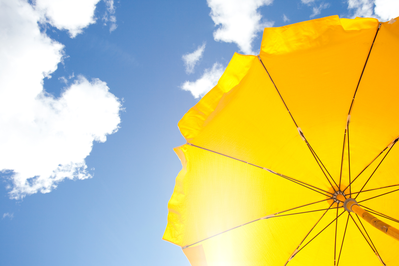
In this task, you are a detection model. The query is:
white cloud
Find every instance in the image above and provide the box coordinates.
[207,0,274,54]
[310,3,330,18]
[103,0,117,32]
[347,0,375,18]
[182,43,206,74]
[374,0,399,20]
[301,0,315,4]
[181,63,224,98]
[2,213,14,219]
[59,76,68,84]
[347,0,399,21]
[34,0,101,38]
[283,14,290,22]
[0,0,122,199]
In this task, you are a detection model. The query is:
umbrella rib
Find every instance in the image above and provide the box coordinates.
[355,141,397,200]
[187,142,333,197]
[278,174,332,198]
[354,214,385,265]
[181,199,334,250]
[306,141,339,190]
[286,209,346,265]
[334,203,339,266]
[273,206,342,219]
[256,56,299,128]
[297,210,345,253]
[357,187,399,204]
[347,23,381,115]
[348,213,375,252]
[344,23,381,195]
[351,183,399,196]
[257,56,339,192]
[349,213,386,265]
[342,137,398,194]
[274,198,333,216]
[347,123,352,197]
[284,202,335,265]
[336,213,350,266]
[338,127,347,190]
[359,205,399,224]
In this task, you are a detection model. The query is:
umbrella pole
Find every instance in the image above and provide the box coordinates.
[344,198,399,241]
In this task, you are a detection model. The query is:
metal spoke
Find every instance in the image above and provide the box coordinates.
[355,214,385,265]
[349,213,385,265]
[182,199,333,249]
[343,142,391,194]
[257,56,338,192]
[351,184,399,196]
[272,198,331,216]
[358,188,399,204]
[343,136,399,196]
[347,23,381,115]
[271,171,332,198]
[294,210,346,258]
[347,124,352,197]
[348,213,375,252]
[187,142,333,197]
[355,141,397,199]
[334,203,339,266]
[284,203,335,265]
[337,213,350,266]
[274,206,342,219]
[306,141,339,191]
[339,128,347,190]
[344,23,381,196]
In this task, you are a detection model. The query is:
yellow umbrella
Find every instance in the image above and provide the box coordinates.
[164,15,399,265]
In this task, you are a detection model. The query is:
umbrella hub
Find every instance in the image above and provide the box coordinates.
[331,191,346,206]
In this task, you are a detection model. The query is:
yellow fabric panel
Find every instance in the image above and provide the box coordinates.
[179,52,333,191]
[349,19,399,189]
[183,245,208,266]
[260,16,377,55]
[163,145,187,245]
[163,144,325,247]
[259,15,379,188]
[178,53,254,140]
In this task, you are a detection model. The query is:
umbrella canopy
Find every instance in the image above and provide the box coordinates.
[164,15,399,265]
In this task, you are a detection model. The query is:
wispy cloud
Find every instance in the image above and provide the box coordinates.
[283,14,290,22]
[347,0,399,21]
[301,0,315,4]
[59,76,68,84]
[347,0,374,18]
[2,213,14,219]
[182,43,206,74]
[310,3,330,18]
[34,0,102,38]
[103,0,117,32]
[207,0,274,54]
[0,0,122,199]
[181,63,224,98]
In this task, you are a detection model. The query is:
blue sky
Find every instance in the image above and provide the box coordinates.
[0,0,398,265]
